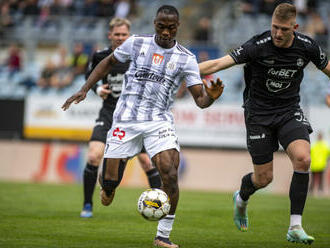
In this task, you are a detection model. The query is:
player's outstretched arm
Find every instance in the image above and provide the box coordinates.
[188,78,224,109]
[199,55,236,76]
[62,54,118,111]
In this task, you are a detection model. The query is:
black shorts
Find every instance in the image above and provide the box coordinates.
[90,106,147,153]
[90,107,114,143]
[245,108,313,165]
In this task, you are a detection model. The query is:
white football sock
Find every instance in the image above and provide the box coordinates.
[290,214,302,228]
[156,214,175,238]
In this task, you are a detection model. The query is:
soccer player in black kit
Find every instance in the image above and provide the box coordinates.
[80,17,161,218]
[199,3,330,244]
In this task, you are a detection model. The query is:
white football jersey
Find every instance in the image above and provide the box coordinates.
[113,34,202,122]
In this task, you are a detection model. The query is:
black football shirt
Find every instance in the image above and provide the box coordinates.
[229,31,328,114]
[85,47,130,109]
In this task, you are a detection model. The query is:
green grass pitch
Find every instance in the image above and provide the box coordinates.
[0,181,329,248]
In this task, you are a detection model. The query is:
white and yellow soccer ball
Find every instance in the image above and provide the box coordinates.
[137,188,171,221]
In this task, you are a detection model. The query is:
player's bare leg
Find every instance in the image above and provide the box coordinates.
[81,141,105,218]
[152,149,179,248]
[138,153,162,189]
[234,162,273,231]
[286,140,314,244]
[99,158,127,206]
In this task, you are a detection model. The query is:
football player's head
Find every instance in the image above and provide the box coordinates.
[154,5,180,49]
[271,3,298,48]
[108,18,131,50]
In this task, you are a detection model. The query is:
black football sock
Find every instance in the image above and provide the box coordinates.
[146,168,162,188]
[290,171,309,215]
[239,172,257,201]
[83,163,98,206]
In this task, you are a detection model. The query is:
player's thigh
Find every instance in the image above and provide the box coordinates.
[104,122,143,159]
[152,149,180,176]
[143,120,180,159]
[246,123,278,165]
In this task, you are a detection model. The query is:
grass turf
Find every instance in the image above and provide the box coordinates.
[0,181,329,248]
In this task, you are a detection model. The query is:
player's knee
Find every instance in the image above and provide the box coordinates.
[87,152,103,166]
[294,153,311,172]
[255,171,273,188]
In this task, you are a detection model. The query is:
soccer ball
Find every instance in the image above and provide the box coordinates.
[137,188,171,221]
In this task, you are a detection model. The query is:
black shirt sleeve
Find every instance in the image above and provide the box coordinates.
[229,35,259,64]
[307,39,328,70]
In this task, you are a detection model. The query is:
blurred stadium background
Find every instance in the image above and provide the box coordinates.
[0,0,329,194]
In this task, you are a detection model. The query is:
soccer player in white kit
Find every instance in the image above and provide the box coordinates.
[62,5,224,248]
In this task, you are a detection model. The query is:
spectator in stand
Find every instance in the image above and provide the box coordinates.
[21,0,40,17]
[68,42,88,79]
[193,17,211,43]
[98,0,115,17]
[305,11,328,52]
[309,132,330,196]
[114,0,130,18]
[1,44,22,78]
[0,2,15,30]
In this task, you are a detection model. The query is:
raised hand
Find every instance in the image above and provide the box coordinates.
[61,90,87,111]
[202,78,224,100]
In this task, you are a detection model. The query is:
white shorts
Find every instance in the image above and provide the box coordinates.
[104,120,180,159]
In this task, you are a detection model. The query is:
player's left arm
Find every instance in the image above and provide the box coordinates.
[188,78,224,108]
[199,55,236,76]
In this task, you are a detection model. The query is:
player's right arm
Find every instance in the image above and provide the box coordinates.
[199,55,236,76]
[61,54,118,110]
[62,36,134,110]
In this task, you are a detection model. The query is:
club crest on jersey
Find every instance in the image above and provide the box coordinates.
[166,61,176,70]
[297,58,304,67]
[152,53,164,65]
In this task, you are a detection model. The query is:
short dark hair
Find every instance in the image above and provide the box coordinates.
[156,5,179,19]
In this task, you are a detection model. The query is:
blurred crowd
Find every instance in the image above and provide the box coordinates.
[0,0,329,102]
[239,0,329,50]
[0,0,136,36]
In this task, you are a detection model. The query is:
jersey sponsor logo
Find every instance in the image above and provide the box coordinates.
[134,69,165,83]
[256,37,271,45]
[249,133,265,140]
[266,79,291,92]
[158,128,176,139]
[267,68,297,78]
[152,53,164,65]
[297,58,304,67]
[112,127,125,140]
